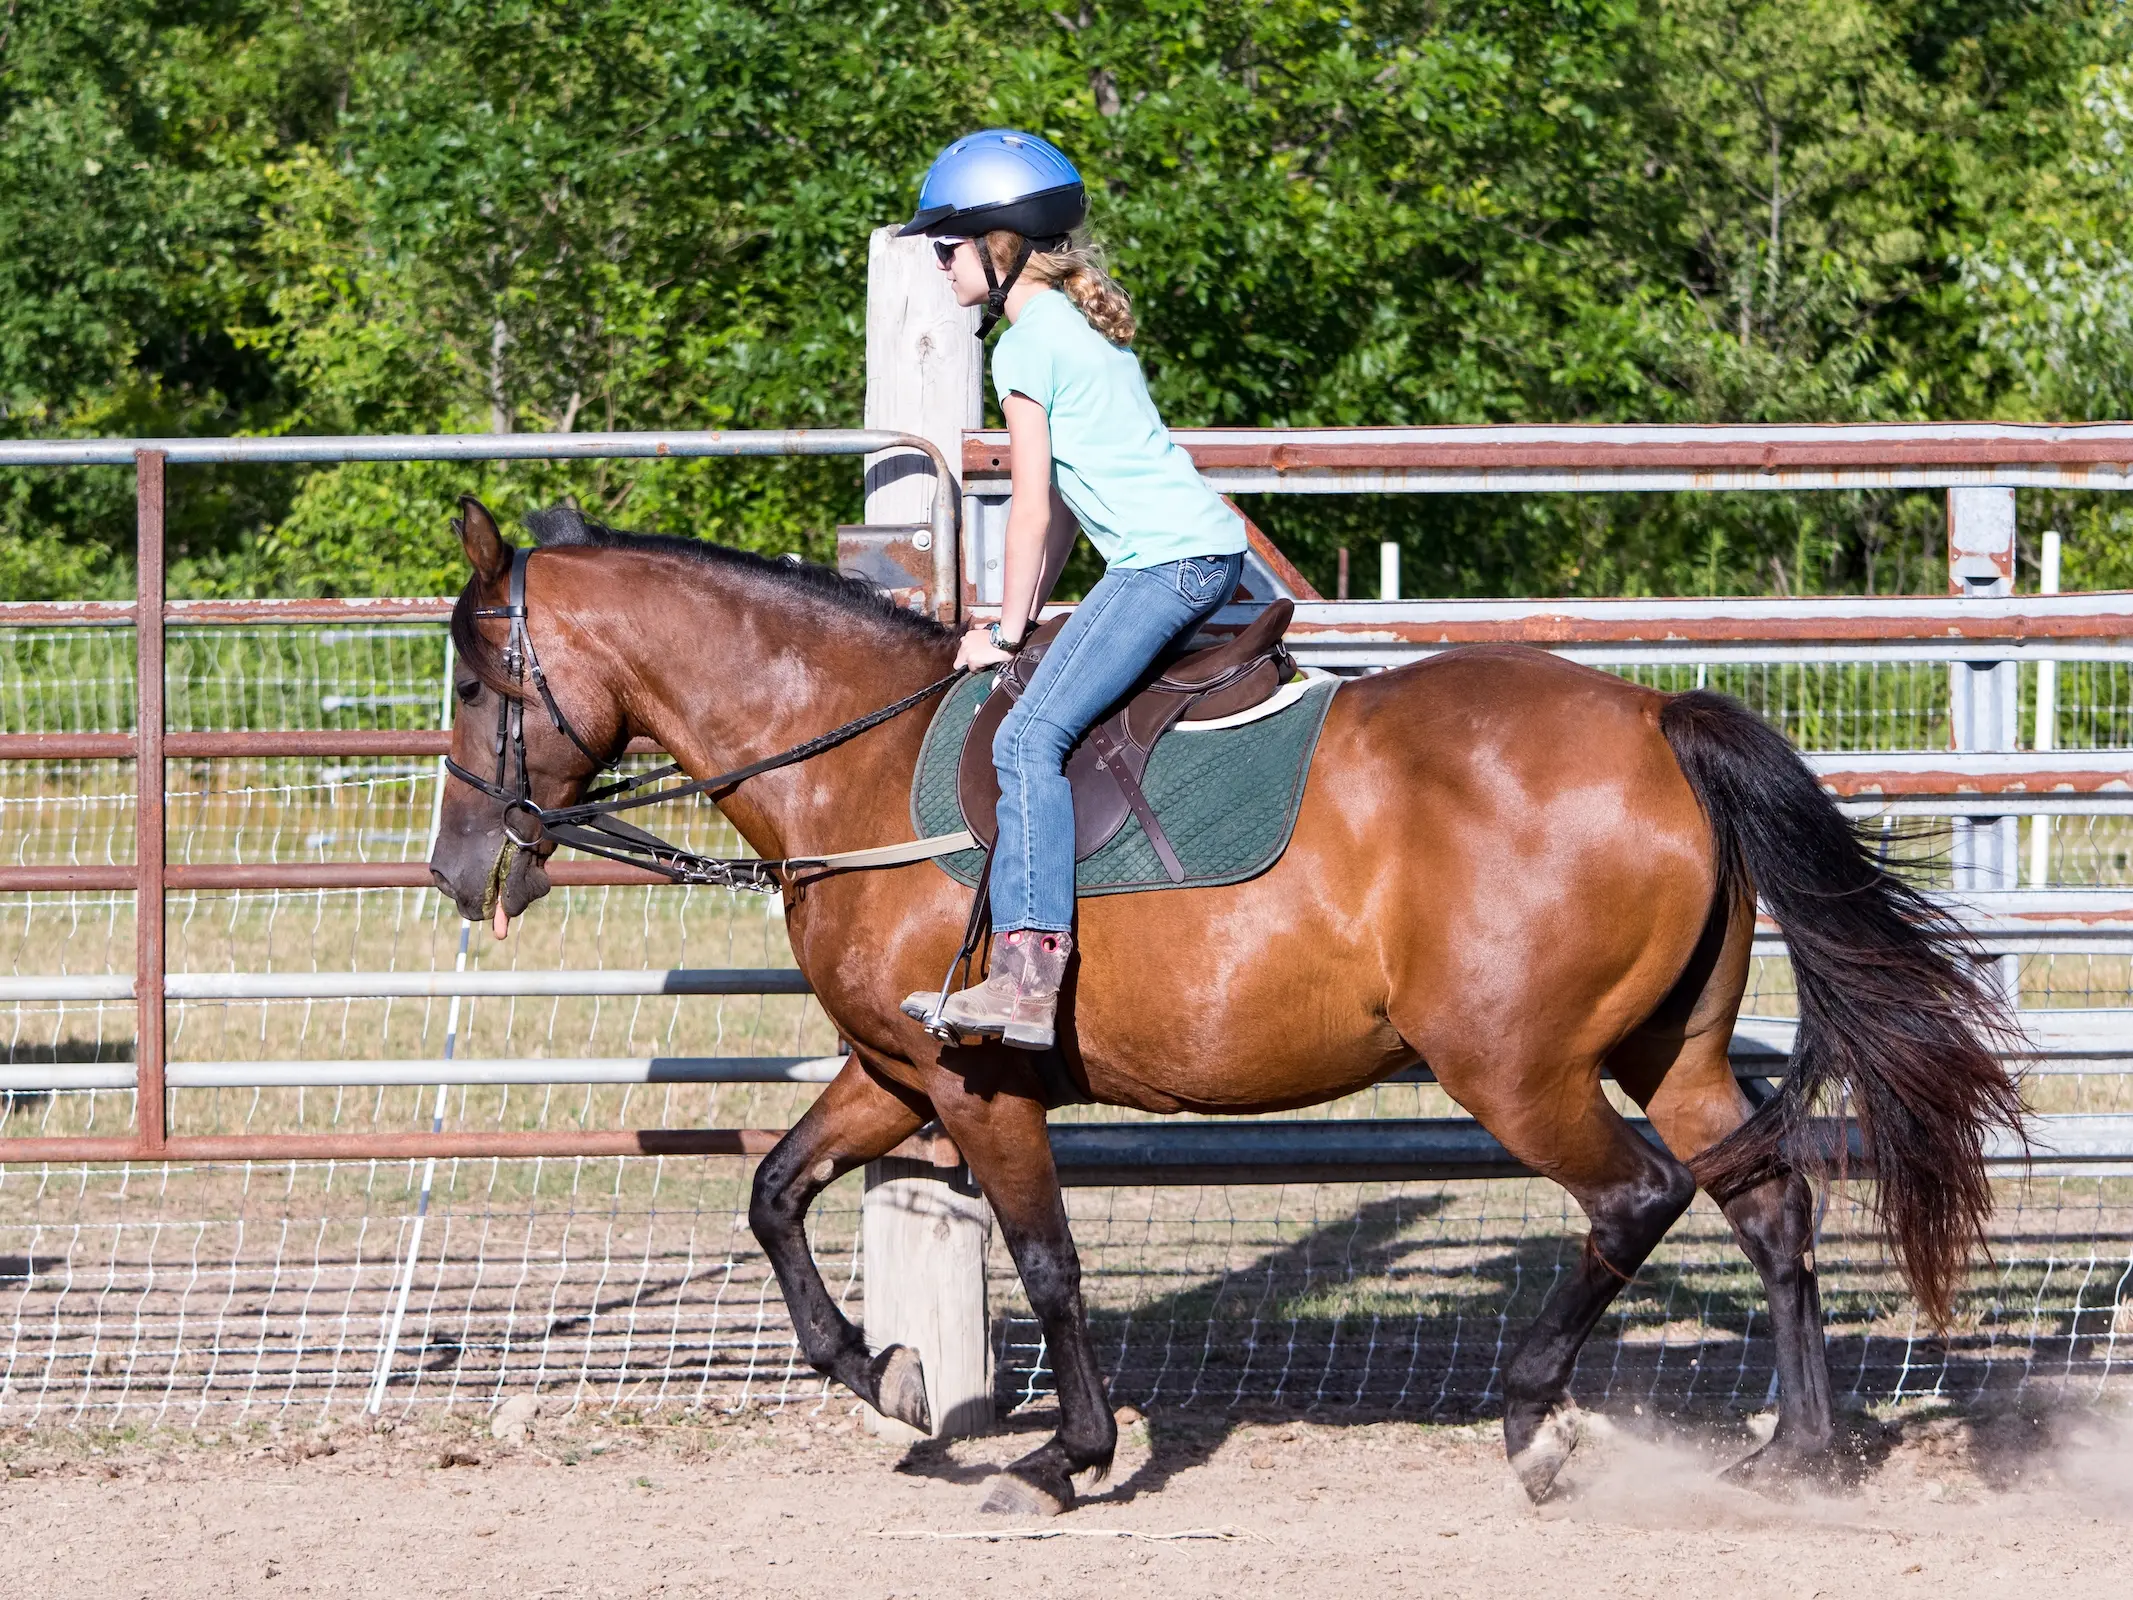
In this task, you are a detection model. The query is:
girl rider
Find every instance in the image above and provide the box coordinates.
[895,130,1248,1051]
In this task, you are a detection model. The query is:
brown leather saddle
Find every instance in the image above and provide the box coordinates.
[956,598,1296,883]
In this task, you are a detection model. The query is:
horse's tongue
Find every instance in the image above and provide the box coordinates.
[492,905,510,941]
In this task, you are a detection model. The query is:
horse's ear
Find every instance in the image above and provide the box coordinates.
[454,496,512,581]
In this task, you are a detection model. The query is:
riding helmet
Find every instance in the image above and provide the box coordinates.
[900,130,1088,337]
[898,128,1087,245]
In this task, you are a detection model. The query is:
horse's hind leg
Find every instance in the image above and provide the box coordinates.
[1472,1080,1699,1500]
[748,1056,929,1430]
[1612,1026,1835,1481]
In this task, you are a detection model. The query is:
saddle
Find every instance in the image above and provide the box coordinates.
[956,599,1296,883]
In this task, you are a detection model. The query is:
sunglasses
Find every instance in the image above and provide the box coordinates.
[931,238,967,267]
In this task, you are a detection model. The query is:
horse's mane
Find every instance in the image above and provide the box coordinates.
[451,504,952,696]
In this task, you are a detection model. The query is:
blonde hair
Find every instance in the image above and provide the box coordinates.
[984,232,1137,346]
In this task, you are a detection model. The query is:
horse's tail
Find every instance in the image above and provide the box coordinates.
[1658,689,2024,1326]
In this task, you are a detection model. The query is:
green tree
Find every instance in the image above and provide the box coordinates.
[3,1,2129,601]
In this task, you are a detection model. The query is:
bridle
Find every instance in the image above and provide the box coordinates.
[442,545,964,893]
[446,546,613,853]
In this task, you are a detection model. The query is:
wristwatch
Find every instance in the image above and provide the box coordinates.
[988,621,1027,655]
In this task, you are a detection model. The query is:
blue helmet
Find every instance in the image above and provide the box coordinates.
[898,129,1087,244]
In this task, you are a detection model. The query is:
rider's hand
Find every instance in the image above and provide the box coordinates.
[955,625,1014,672]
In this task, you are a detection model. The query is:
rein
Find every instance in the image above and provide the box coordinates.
[444,546,967,893]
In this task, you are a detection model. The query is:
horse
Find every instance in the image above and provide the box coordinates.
[427,496,2022,1514]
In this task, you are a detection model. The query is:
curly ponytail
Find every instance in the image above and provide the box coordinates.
[982,232,1137,346]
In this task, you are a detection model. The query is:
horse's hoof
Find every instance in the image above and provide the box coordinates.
[1507,1404,1580,1503]
[1721,1436,1831,1495]
[980,1469,1074,1518]
[868,1344,931,1434]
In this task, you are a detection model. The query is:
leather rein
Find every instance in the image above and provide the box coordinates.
[443,546,966,893]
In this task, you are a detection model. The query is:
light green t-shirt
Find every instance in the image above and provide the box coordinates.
[990,289,1246,569]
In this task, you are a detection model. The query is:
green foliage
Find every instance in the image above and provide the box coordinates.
[2,1,2129,600]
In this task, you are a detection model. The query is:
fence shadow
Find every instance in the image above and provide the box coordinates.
[931,1187,2132,1506]
[0,1037,132,1117]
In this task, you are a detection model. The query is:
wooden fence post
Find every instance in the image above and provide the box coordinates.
[860,225,982,621]
[858,232,995,1439]
[860,1154,994,1440]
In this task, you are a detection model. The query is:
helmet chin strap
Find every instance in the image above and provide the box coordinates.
[975,235,1035,339]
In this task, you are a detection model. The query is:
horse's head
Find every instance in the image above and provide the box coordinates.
[428,496,626,937]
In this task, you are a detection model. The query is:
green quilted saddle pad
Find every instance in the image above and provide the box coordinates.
[910,670,1340,897]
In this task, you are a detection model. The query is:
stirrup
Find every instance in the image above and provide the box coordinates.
[919,854,994,1041]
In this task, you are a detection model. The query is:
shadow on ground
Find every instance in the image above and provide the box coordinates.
[883,1190,2133,1506]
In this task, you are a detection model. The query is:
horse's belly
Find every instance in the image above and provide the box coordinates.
[1069,925,1415,1114]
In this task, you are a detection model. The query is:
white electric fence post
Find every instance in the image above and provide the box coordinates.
[1947,487,2021,1001]
[367,635,465,1415]
[858,227,995,1440]
[2029,530,2062,888]
[366,929,467,1413]
[1379,540,1401,601]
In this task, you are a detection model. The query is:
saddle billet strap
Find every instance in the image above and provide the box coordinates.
[1088,722,1187,883]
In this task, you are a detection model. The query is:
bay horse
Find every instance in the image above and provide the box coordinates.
[427,498,2021,1513]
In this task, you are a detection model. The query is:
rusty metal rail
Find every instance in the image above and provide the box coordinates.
[968,421,2133,493]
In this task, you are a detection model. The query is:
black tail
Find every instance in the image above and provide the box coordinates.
[1660,690,2025,1326]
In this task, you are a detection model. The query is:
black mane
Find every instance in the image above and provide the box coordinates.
[523,504,951,640]
[452,503,951,695]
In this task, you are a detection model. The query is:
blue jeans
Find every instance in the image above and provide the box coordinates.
[990,552,1245,933]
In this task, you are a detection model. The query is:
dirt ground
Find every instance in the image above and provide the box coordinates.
[1,1399,2128,1600]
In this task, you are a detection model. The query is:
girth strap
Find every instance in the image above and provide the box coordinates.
[1087,723,1187,883]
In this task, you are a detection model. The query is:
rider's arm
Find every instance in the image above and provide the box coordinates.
[996,391,1059,645]
[954,391,1072,670]
[1028,487,1080,619]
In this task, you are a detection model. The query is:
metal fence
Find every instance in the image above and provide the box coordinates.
[3,425,2133,1428]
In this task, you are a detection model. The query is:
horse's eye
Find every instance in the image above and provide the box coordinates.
[456,679,482,703]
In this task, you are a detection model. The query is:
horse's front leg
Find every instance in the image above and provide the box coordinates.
[928,1064,1115,1516]
[748,1056,930,1429]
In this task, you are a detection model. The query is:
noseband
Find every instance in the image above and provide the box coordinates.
[442,544,966,892]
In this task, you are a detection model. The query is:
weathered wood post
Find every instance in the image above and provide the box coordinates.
[851,225,983,621]
[856,225,995,1440]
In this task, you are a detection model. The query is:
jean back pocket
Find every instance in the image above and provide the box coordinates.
[1173,553,1241,608]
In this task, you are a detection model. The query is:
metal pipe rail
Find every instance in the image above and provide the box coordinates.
[0,428,957,595]
[0,1016,2119,1093]
[0,1057,848,1092]
[0,969,812,1001]
[10,590,2133,645]
[1041,1113,2124,1186]
[1272,595,2133,668]
[967,422,2133,494]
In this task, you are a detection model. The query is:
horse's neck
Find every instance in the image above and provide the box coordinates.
[609,569,956,861]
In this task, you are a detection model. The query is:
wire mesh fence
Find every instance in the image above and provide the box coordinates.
[3,619,2132,1427]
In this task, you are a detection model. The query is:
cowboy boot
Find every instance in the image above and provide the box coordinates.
[900,931,1021,1035]
[902,930,1073,1050]
[999,928,1072,1051]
